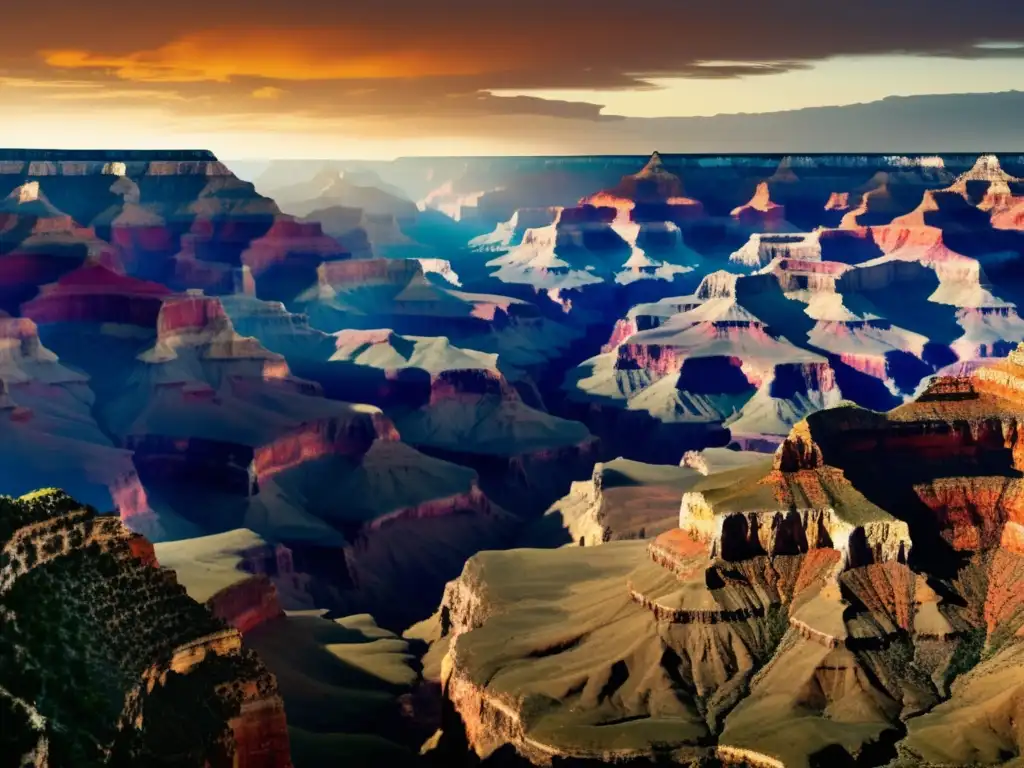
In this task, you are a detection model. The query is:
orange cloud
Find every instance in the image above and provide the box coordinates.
[43,27,494,83]
[251,86,285,100]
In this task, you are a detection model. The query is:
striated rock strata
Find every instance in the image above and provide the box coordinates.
[424,348,1024,766]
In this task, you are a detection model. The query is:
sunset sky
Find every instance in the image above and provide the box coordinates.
[2,0,1023,158]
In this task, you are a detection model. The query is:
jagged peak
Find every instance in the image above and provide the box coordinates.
[639,151,665,175]
[749,181,775,210]
[731,182,781,217]
[769,156,800,183]
[773,419,825,472]
[958,154,1019,184]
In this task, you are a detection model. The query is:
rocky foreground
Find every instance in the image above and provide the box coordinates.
[0,489,291,767]
[417,345,1024,767]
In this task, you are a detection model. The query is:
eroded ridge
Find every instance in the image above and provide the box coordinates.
[0,489,292,767]
[422,348,1024,767]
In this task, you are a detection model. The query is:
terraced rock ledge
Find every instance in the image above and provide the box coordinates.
[418,345,1024,767]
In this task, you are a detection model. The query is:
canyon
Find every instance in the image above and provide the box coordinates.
[420,346,1024,766]
[2,148,1024,766]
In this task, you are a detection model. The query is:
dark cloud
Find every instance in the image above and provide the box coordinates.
[3,0,1023,120]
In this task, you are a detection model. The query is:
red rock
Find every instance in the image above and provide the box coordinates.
[229,692,293,768]
[207,575,284,634]
[731,182,786,227]
[21,263,170,326]
[825,192,852,211]
[992,198,1024,230]
[240,215,351,278]
[156,293,228,336]
[580,152,705,219]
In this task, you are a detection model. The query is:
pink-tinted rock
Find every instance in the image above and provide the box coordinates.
[21,263,170,326]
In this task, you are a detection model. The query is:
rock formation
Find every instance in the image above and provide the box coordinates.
[0,489,292,767]
[564,270,846,458]
[537,450,772,546]
[423,348,1024,766]
[0,150,1022,765]
[731,182,791,230]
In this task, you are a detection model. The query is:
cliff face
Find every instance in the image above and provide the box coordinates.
[21,263,171,326]
[153,530,294,636]
[0,153,319,299]
[0,489,292,767]
[538,452,771,547]
[426,351,1024,767]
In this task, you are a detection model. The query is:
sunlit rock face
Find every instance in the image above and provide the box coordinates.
[580,152,706,226]
[730,182,793,231]
[424,352,1024,768]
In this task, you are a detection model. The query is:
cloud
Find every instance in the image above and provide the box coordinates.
[41,27,498,83]
[5,0,1024,123]
[251,86,285,100]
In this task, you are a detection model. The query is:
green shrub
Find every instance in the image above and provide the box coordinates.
[763,604,789,654]
[945,627,986,688]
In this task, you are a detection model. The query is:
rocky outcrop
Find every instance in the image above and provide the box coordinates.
[0,489,292,767]
[731,182,787,229]
[21,263,171,326]
[426,355,1024,765]
[470,207,561,250]
[582,152,702,212]
[730,232,821,268]
[538,457,714,546]
[153,530,290,634]
[240,216,350,278]
[992,197,1024,230]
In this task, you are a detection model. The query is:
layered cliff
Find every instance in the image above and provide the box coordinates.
[564,270,845,458]
[154,529,291,634]
[325,329,595,511]
[0,181,124,311]
[425,350,1024,766]
[537,450,772,546]
[486,157,704,294]
[0,489,292,767]
[0,314,150,521]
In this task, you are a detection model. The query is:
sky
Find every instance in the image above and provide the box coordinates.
[1,0,1023,158]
